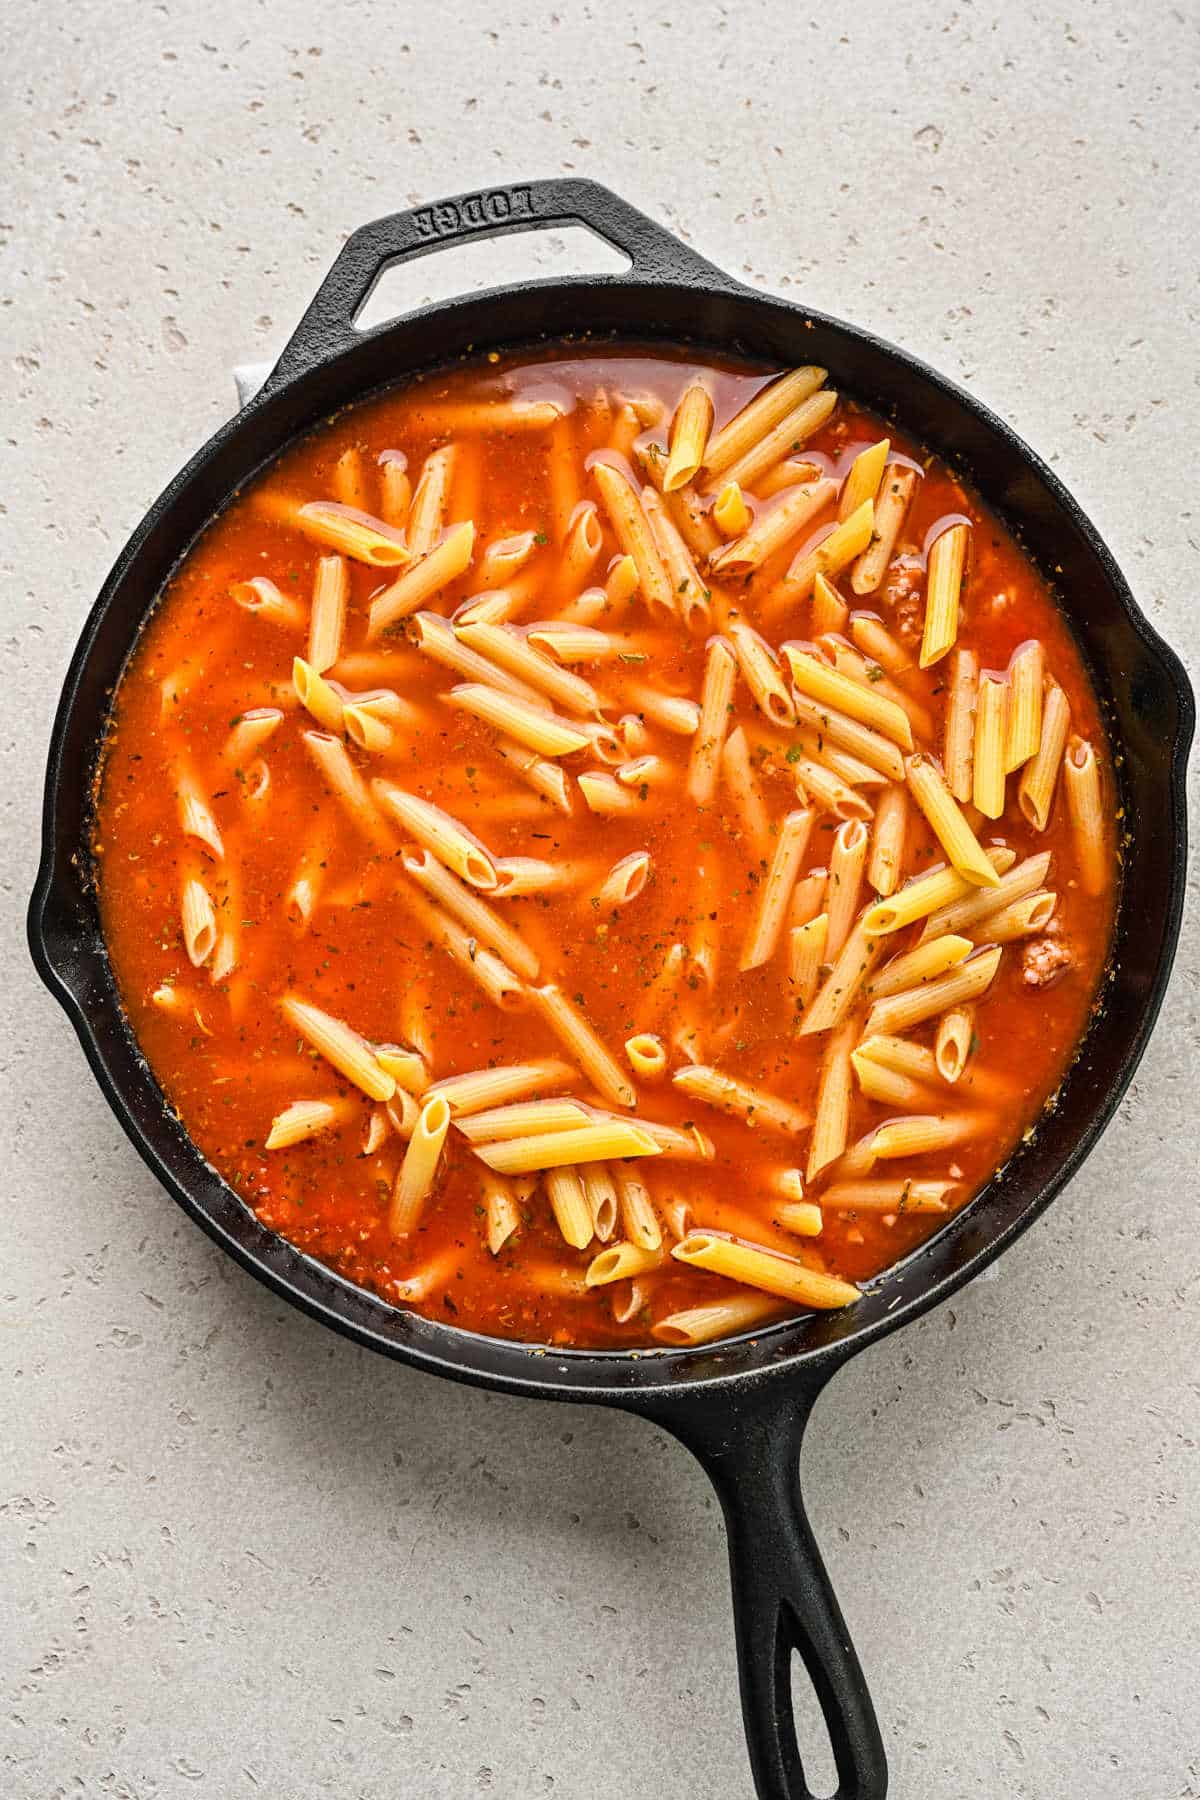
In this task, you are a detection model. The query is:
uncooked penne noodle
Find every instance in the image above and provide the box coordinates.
[623,681,702,737]
[855,1034,942,1085]
[716,388,838,493]
[1018,680,1071,831]
[765,500,875,618]
[671,1231,859,1309]
[791,758,873,823]
[721,725,772,859]
[601,553,640,608]
[368,521,476,638]
[830,643,936,744]
[406,446,455,557]
[1063,736,1107,896]
[919,522,969,668]
[375,1044,429,1095]
[869,1112,984,1160]
[839,438,890,521]
[811,571,850,637]
[710,479,836,575]
[427,1059,577,1117]
[180,874,217,966]
[343,689,421,753]
[585,1240,666,1286]
[578,770,642,816]
[865,946,1002,1037]
[455,585,532,628]
[292,656,345,732]
[415,400,563,438]
[525,621,612,664]
[389,1093,451,1235]
[294,501,412,568]
[920,850,1052,939]
[790,869,828,927]
[1004,639,1045,771]
[481,1172,522,1254]
[652,1292,788,1346]
[712,481,752,537]
[593,851,652,910]
[531,983,636,1109]
[331,445,369,510]
[361,1108,391,1156]
[398,884,526,1013]
[455,620,599,717]
[641,486,712,632]
[265,1097,354,1152]
[378,450,410,527]
[850,1049,935,1110]
[943,647,979,802]
[740,808,814,972]
[454,1098,590,1142]
[231,577,307,632]
[824,820,866,960]
[686,636,738,805]
[799,918,887,1036]
[613,1162,662,1252]
[447,682,590,758]
[935,1007,975,1082]
[867,782,907,898]
[823,1179,953,1214]
[788,913,828,1015]
[972,891,1058,944]
[474,1122,660,1174]
[547,413,582,541]
[726,620,795,727]
[591,460,675,617]
[409,612,548,708]
[582,1161,619,1241]
[476,530,538,589]
[868,933,973,999]
[281,995,395,1101]
[492,857,582,899]
[775,1201,823,1238]
[808,1019,857,1181]
[849,612,911,676]
[307,555,349,673]
[303,731,394,848]
[372,782,497,888]
[972,674,1008,819]
[223,706,284,767]
[663,382,714,491]
[401,848,539,979]
[758,458,822,498]
[175,770,224,860]
[850,465,918,595]
[783,648,914,751]
[863,846,1015,935]
[906,755,1000,887]
[544,1166,593,1250]
[559,503,603,590]
[702,366,827,481]
[789,694,906,781]
[672,1064,809,1136]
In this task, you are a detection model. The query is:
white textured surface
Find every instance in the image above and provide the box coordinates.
[3,4,1198,1797]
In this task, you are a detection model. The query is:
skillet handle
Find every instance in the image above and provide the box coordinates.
[262,177,732,392]
[652,1382,887,1800]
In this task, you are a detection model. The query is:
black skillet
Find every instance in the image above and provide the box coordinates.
[28,179,1193,1799]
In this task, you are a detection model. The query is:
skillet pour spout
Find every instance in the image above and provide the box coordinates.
[28,179,1193,1800]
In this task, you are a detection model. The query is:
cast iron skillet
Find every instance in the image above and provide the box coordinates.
[28,179,1193,1800]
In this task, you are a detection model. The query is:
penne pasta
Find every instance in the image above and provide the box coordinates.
[614,1162,662,1251]
[789,693,906,781]
[788,912,828,1016]
[710,480,836,575]
[406,447,456,557]
[764,499,876,618]
[544,1166,594,1250]
[397,884,526,1013]
[850,465,918,595]
[223,706,284,768]
[265,1097,354,1151]
[378,450,411,527]
[865,946,1003,1037]
[531,983,636,1109]
[671,1231,859,1309]
[294,501,412,568]
[712,481,752,538]
[702,365,828,480]
[823,1179,954,1214]
[663,382,714,491]
[807,1019,857,1181]
[455,1098,590,1142]
[409,611,548,707]
[799,918,886,1036]
[972,674,1008,819]
[652,1292,788,1346]
[868,1112,985,1160]
[720,724,773,859]
[624,1033,667,1078]
[727,620,795,727]
[492,857,583,898]
[935,1007,975,1083]
[920,850,1052,939]
[919,522,969,668]
[867,782,908,897]
[863,846,1016,935]
[672,1064,809,1136]
[292,656,345,733]
[838,438,890,521]
[373,782,497,888]
[427,1059,577,1117]
[280,995,396,1101]
[739,808,814,972]
[622,681,702,737]
[811,571,850,637]
[1063,736,1107,896]
[868,933,973,998]
[943,647,978,802]
[455,620,600,717]
[685,635,739,805]
[401,847,539,979]
[593,851,652,910]
[1004,639,1045,772]
[474,1122,661,1174]
[232,577,307,632]
[180,874,217,966]
[582,1161,619,1241]
[591,460,676,617]
[367,521,476,639]
[791,757,874,823]
[849,612,911,676]
[585,1240,666,1286]
[783,648,914,751]
[481,1172,522,1254]
[830,643,936,744]
[303,730,395,848]
[716,388,838,493]
[307,554,349,673]
[445,682,590,757]
[825,818,868,961]
[389,1093,451,1235]
[1018,680,1071,831]
[560,503,603,589]
[972,891,1058,944]
[905,755,1001,887]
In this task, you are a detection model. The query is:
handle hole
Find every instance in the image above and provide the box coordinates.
[790,1646,839,1800]
[355,227,632,332]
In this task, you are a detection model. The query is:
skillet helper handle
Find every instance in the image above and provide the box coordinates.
[661,1387,887,1800]
[262,177,731,393]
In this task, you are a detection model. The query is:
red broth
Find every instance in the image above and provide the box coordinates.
[92,350,1116,1347]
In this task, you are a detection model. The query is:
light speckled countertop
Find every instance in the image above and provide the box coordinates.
[3,4,1197,1796]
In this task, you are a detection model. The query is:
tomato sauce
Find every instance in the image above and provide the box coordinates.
[92,349,1116,1347]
